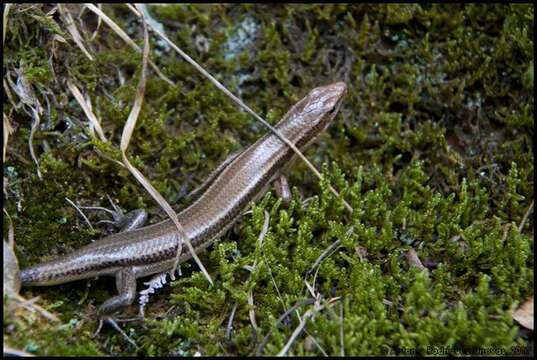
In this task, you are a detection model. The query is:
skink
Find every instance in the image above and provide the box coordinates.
[19,82,347,316]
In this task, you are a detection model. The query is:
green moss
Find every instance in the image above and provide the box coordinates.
[3,3,533,356]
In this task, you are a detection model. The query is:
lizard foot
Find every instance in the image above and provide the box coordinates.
[79,195,148,232]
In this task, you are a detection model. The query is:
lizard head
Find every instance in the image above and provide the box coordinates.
[277,81,347,148]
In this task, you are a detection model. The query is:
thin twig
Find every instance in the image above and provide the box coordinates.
[277,297,321,356]
[309,226,354,295]
[7,67,43,179]
[103,316,138,349]
[65,197,94,231]
[79,4,103,41]
[78,205,116,216]
[9,292,60,322]
[307,239,342,275]
[277,297,340,356]
[255,298,316,355]
[3,78,18,110]
[518,200,534,232]
[225,302,238,340]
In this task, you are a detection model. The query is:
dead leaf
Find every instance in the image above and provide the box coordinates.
[513,297,533,330]
[406,248,426,271]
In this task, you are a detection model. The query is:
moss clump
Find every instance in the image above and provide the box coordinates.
[3,4,533,356]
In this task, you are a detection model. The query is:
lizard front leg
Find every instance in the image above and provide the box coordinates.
[273,174,292,206]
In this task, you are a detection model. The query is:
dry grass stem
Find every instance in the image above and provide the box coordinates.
[84,4,174,86]
[3,3,11,45]
[118,5,212,285]
[277,297,340,356]
[255,298,316,355]
[66,80,107,142]
[3,112,14,163]
[57,4,94,61]
[10,292,60,322]
[518,200,534,232]
[80,4,103,41]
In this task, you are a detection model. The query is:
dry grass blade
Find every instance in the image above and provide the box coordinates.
[278,301,324,356]
[518,200,534,232]
[3,112,14,163]
[6,67,43,179]
[3,3,11,45]
[3,344,35,357]
[125,3,140,17]
[28,107,42,179]
[57,4,94,61]
[84,3,174,87]
[248,291,258,332]
[66,80,107,142]
[3,78,18,109]
[10,292,60,322]
[126,5,354,215]
[80,4,103,41]
[252,210,270,269]
[3,208,15,248]
[277,297,340,356]
[3,211,19,295]
[308,239,342,275]
[255,298,316,355]
[119,5,212,285]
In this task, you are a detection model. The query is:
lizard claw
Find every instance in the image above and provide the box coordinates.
[94,316,139,349]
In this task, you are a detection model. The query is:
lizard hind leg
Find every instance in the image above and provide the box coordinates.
[98,267,137,316]
[93,267,139,346]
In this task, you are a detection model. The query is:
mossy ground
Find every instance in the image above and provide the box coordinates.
[3,4,533,356]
